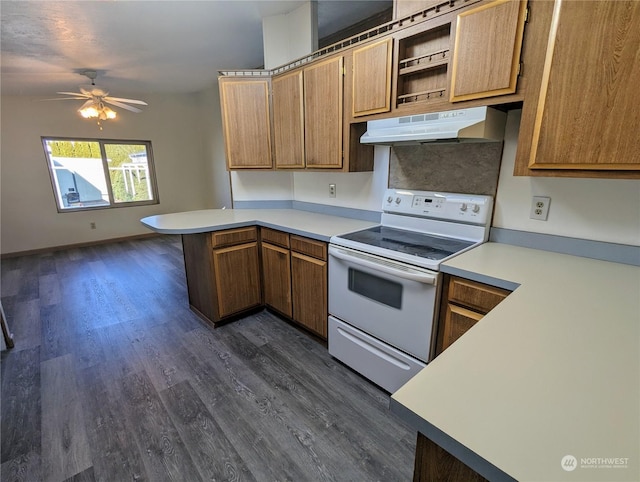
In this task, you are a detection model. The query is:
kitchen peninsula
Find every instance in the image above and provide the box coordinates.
[142,208,376,334]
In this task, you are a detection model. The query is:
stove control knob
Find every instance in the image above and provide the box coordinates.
[460,203,468,212]
[395,197,401,204]
[387,196,393,203]
[472,204,480,213]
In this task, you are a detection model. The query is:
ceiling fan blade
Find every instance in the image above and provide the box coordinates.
[105,96,148,106]
[39,97,87,101]
[57,91,89,97]
[104,99,143,113]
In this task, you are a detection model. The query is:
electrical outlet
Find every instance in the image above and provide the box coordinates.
[90,222,96,230]
[529,196,551,221]
[329,183,336,198]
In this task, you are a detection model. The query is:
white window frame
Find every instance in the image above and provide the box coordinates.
[42,137,160,212]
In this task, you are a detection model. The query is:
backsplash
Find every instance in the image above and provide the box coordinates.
[389,142,504,196]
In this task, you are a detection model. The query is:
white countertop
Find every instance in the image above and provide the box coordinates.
[140,209,378,241]
[391,242,640,481]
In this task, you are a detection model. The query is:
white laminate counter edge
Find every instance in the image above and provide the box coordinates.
[439,265,520,292]
[140,209,379,242]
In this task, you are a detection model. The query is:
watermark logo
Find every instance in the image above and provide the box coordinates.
[561,455,630,471]
[561,455,578,472]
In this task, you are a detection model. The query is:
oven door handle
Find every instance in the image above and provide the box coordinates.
[329,246,438,285]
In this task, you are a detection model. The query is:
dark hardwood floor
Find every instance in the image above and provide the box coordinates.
[1,235,416,482]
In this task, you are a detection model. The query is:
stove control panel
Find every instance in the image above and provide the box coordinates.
[382,189,493,224]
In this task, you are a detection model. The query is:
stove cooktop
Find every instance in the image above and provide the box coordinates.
[337,225,475,261]
[330,189,493,270]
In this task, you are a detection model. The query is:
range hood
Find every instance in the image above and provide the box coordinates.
[360,106,506,145]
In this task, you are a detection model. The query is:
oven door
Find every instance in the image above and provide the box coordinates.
[328,245,439,362]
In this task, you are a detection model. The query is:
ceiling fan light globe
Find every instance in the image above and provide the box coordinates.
[80,106,99,118]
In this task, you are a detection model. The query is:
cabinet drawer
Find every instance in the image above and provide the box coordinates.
[448,277,509,314]
[211,227,258,248]
[290,235,327,260]
[261,228,290,248]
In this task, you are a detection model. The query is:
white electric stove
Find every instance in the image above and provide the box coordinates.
[328,189,493,393]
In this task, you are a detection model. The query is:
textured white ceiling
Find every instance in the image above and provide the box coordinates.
[1,0,391,96]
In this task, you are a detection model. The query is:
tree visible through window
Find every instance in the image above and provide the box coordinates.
[42,137,159,211]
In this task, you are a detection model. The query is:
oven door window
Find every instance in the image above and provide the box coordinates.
[348,268,402,309]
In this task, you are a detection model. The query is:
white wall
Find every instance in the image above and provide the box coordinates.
[0,93,214,254]
[494,110,640,246]
[230,171,294,202]
[293,146,390,211]
[263,2,318,69]
[230,146,390,211]
[197,85,233,209]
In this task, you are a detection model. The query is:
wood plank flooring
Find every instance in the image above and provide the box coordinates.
[1,235,416,481]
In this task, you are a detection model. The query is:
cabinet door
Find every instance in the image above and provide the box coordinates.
[219,78,273,169]
[450,0,527,102]
[291,252,327,338]
[525,1,640,171]
[441,304,483,351]
[352,38,393,117]
[261,242,292,317]
[212,242,261,318]
[304,57,344,168]
[272,71,305,169]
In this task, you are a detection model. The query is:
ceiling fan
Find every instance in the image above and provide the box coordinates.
[47,70,147,122]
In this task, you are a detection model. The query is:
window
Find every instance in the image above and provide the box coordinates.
[42,137,159,211]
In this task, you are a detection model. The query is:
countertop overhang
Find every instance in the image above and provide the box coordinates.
[391,242,640,482]
[140,209,379,242]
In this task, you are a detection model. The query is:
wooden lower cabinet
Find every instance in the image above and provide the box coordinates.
[212,242,262,319]
[261,242,293,317]
[183,226,328,336]
[441,304,483,352]
[435,275,510,356]
[291,251,328,338]
[260,229,329,339]
[414,432,487,482]
[182,228,261,325]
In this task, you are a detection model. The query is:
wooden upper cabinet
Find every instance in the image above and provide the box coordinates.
[523,0,640,172]
[393,0,442,19]
[304,56,344,169]
[272,71,305,169]
[450,0,527,102]
[219,78,272,169]
[352,38,393,117]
